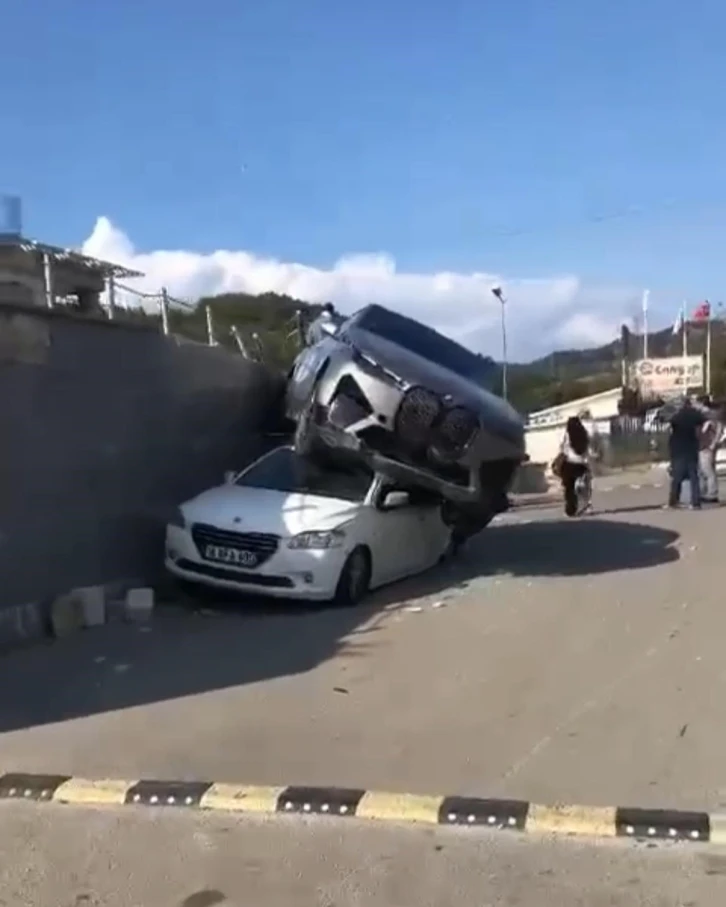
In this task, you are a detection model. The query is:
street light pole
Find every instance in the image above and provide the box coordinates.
[491,286,508,400]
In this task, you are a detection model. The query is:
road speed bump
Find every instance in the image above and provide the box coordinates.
[0,772,716,844]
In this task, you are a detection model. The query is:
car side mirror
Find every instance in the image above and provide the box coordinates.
[381,490,410,510]
[223,470,237,485]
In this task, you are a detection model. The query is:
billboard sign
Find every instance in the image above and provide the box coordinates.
[631,355,704,395]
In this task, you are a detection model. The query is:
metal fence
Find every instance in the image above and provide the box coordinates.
[98,283,307,369]
[604,414,669,468]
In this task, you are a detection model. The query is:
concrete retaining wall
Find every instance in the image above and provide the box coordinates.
[0,302,283,609]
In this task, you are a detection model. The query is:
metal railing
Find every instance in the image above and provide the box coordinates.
[104,283,309,367]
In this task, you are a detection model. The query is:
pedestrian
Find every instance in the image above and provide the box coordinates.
[557,415,592,517]
[696,395,723,504]
[665,396,705,509]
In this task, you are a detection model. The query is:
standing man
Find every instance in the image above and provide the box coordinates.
[666,396,706,509]
[696,395,723,503]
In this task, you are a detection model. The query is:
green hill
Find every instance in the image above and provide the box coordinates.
[119,291,726,413]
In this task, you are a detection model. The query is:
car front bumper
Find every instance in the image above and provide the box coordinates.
[164,525,349,601]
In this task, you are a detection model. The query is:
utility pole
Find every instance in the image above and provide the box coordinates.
[160,287,170,336]
[106,274,117,320]
[642,289,649,358]
[42,252,55,308]
[491,286,508,401]
[230,325,250,359]
[205,304,217,346]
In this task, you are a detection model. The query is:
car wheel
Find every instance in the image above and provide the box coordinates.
[440,502,495,539]
[438,536,458,563]
[333,547,371,606]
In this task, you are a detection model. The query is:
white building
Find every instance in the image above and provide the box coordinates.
[0,196,141,315]
[525,386,621,466]
[0,237,141,313]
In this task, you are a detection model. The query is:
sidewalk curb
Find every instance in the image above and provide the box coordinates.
[0,584,155,655]
[0,773,719,844]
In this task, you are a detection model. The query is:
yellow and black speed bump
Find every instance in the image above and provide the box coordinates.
[125,780,213,808]
[0,773,72,801]
[438,796,529,830]
[614,806,710,842]
[277,786,366,816]
[0,772,717,844]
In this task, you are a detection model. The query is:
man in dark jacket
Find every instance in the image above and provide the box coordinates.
[667,396,706,509]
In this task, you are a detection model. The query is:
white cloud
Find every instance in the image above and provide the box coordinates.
[82,216,642,361]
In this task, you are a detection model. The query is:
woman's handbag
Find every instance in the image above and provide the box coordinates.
[551,451,565,478]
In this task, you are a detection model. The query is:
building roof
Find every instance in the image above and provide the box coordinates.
[528,385,621,419]
[0,235,143,279]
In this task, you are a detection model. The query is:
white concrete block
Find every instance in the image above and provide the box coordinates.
[125,587,154,622]
[50,592,85,638]
[0,601,47,651]
[76,586,106,627]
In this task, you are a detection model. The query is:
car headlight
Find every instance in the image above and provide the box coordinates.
[168,507,186,529]
[288,529,346,550]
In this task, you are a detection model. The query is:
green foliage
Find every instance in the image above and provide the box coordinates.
[119,291,323,371]
[118,291,726,412]
[505,368,620,414]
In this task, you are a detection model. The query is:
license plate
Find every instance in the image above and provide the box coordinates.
[204,544,258,567]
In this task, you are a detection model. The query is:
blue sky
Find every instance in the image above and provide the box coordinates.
[2,0,725,355]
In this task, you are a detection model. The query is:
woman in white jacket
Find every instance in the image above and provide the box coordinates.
[559,414,592,516]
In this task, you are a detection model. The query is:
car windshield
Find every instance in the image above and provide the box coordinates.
[355,304,494,383]
[236,447,373,502]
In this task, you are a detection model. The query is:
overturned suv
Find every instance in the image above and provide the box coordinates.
[285,304,526,539]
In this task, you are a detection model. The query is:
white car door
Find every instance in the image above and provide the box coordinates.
[412,503,452,567]
[364,483,441,586]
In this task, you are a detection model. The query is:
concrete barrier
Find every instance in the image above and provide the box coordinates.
[510,462,550,495]
[0,302,283,612]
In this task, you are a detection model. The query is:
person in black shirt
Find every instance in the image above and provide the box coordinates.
[667,396,706,509]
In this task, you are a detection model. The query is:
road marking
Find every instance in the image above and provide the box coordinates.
[497,623,678,785]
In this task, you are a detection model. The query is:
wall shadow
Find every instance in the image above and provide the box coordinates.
[0,304,282,608]
[0,517,679,734]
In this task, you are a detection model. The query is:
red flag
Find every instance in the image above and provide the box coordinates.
[691,301,711,321]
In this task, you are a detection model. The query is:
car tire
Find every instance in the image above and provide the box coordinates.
[438,536,457,563]
[333,547,371,606]
[440,501,495,539]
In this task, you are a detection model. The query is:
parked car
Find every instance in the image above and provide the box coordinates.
[165,445,453,605]
[285,303,526,535]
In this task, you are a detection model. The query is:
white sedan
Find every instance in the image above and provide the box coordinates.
[165,445,453,605]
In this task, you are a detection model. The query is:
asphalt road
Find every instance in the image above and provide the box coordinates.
[3,800,726,907]
[1,472,724,813]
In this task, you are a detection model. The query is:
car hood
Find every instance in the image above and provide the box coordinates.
[181,485,362,537]
[343,325,525,440]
